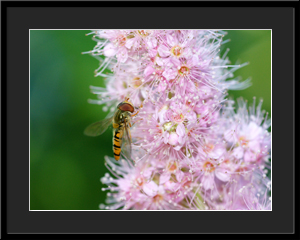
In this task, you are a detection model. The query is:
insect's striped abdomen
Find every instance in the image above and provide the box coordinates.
[113,128,123,160]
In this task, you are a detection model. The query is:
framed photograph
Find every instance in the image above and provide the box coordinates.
[2,1,298,238]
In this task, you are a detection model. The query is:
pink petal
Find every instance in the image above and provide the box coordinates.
[117,179,131,192]
[164,181,180,192]
[224,127,238,143]
[166,34,176,46]
[164,131,170,144]
[116,48,128,63]
[248,140,260,152]
[162,68,177,80]
[99,30,115,39]
[176,123,185,136]
[158,82,167,92]
[170,57,181,67]
[156,57,164,66]
[143,167,154,178]
[158,45,170,58]
[168,132,179,145]
[202,174,214,190]
[148,49,158,58]
[198,86,212,99]
[176,170,184,182]
[157,185,166,195]
[191,55,199,66]
[125,38,135,49]
[103,43,117,57]
[173,145,182,151]
[215,168,230,182]
[144,65,155,77]
[232,146,244,159]
[186,56,195,67]
[186,111,197,123]
[146,37,157,49]
[209,145,225,159]
[159,172,171,185]
[177,134,184,145]
[244,150,257,162]
[247,122,262,140]
[143,181,158,197]
[158,109,168,124]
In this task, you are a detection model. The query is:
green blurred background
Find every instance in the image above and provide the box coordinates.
[30,30,271,210]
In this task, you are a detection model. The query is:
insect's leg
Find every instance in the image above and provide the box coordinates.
[130,118,143,127]
[131,103,143,117]
[131,111,139,117]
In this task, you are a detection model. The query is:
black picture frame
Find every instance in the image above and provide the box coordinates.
[1,1,298,238]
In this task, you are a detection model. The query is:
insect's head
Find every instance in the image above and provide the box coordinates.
[117,101,134,113]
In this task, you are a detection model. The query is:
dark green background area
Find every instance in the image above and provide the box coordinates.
[30,30,271,210]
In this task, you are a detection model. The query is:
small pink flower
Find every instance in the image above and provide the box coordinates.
[157,32,191,59]
[159,159,184,185]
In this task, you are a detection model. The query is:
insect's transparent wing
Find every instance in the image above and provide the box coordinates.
[104,110,115,119]
[84,116,114,137]
[121,120,132,160]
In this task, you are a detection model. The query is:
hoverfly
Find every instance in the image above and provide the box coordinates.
[84,100,139,161]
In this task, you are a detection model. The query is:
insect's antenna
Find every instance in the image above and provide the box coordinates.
[125,97,130,102]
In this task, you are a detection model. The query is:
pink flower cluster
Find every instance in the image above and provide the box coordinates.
[85,30,271,210]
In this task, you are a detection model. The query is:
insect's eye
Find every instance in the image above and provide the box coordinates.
[118,103,134,113]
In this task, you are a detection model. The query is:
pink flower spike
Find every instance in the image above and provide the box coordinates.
[86,31,271,211]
